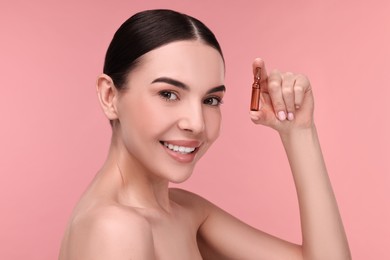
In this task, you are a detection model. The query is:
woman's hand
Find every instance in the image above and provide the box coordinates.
[248,59,351,260]
[249,58,314,134]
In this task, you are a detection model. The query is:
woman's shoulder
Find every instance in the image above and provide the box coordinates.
[169,188,215,215]
[169,188,207,205]
[73,200,152,236]
[64,202,154,259]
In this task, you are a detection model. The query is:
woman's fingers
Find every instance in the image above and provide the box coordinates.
[267,71,287,121]
[263,70,311,121]
[294,74,311,109]
[281,72,296,120]
[250,59,312,123]
[249,59,315,130]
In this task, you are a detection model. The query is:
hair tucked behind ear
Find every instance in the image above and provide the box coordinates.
[103,9,224,90]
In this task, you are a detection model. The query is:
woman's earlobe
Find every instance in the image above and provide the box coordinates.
[96,74,119,120]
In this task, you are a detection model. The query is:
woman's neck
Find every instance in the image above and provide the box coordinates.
[96,133,173,213]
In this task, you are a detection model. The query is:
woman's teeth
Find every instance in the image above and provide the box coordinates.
[163,142,196,154]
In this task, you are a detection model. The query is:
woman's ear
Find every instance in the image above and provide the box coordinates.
[96,74,119,120]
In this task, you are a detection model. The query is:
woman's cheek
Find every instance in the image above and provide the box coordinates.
[206,109,222,141]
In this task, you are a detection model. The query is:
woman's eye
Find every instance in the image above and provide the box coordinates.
[204,97,223,106]
[159,91,178,101]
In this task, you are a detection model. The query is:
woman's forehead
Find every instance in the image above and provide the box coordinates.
[135,41,224,89]
[138,40,225,77]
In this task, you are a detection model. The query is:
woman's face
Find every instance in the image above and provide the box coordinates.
[115,40,225,183]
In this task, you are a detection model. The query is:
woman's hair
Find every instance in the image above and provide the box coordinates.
[103,9,224,90]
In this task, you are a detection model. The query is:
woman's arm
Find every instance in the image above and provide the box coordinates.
[280,126,351,260]
[252,57,350,259]
[197,58,351,259]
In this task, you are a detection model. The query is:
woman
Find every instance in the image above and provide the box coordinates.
[59,9,351,259]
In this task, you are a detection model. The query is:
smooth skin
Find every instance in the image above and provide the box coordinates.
[59,41,351,260]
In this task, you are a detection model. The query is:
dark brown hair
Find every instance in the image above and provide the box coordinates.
[103,9,224,90]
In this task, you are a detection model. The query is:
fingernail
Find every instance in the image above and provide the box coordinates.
[287,112,294,121]
[278,111,286,121]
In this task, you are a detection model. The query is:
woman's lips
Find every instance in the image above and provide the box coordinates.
[160,140,201,163]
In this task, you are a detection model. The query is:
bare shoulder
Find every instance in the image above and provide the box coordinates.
[63,203,155,260]
[169,188,212,209]
[169,188,217,225]
[169,188,302,260]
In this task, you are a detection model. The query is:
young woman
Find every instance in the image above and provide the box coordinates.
[59,9,351,260]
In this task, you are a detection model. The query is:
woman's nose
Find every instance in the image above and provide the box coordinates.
[177,105,205,135]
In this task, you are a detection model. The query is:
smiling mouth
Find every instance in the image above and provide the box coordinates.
[160,141,197,154]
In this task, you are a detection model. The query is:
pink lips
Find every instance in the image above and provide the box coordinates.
[161,140,201,163]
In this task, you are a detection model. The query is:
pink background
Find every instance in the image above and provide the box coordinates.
[1,0,389,259]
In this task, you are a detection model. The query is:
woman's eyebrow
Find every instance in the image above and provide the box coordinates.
[151,77,189,90]
[151,76,226,93]
[207,85,226,94]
